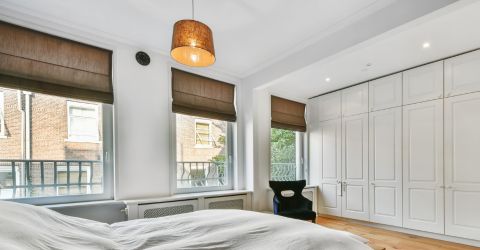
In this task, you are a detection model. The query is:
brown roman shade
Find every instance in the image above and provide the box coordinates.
[0,21,113,104]
[171,68,236,122]
[271,96,306,132]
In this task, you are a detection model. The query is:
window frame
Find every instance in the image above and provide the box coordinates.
[66,100,100,143]
[0,91,5,138]
[269,128,306,182]
[172,113,235,194]
[194,119,213,148]
[3,103,114,205]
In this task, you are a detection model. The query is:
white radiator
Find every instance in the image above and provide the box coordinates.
[125,192,252,220]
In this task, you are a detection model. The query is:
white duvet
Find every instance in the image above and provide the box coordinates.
[0,201,371,250]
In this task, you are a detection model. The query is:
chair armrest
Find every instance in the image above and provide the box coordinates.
[299,196,313,210]
[273,195,281,214]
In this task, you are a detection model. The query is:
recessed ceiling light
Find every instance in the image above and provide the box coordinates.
[325,77,331,82]
[422,42,431,49]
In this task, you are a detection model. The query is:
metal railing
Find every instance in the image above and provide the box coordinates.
[271,163,297,181]
[0,159,103,199]
[177,161,225,188]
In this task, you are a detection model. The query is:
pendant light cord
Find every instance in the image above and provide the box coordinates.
[192,0,195,20]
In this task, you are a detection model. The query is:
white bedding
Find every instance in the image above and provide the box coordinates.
[0,201,371,250]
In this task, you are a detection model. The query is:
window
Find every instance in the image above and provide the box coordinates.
[270,128,305,181]
[0,90,5,137]
[195,120,212,147]
[67,101,100,142]
[175,114,233,193]
[0,88,113,204]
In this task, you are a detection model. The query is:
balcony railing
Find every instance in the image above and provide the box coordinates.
[0,159,103,199]
[176,161,297,188]
[271,163,297,181]
[177,161,226,188]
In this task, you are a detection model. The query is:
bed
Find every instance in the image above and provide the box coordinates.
[0,201,371,250]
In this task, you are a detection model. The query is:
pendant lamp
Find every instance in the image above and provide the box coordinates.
[171,0,215,67]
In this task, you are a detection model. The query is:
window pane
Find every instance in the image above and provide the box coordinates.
[176,114,231,192]
[195,121,211,146]
[0,87,105,200]
[68,101,99,141]
[270,128,301,181]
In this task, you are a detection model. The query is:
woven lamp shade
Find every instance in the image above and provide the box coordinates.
[171,19,215,67]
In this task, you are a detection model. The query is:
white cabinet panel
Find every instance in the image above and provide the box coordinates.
[310,92,342,122]
[369,73,402,112]
[369,107,402,226]
[445,50,480,97]
[403,61,443,105]
[445,92,480,240]
[314,119,342,216]
[402,100,444,234]
[342,83,368,117]
[342,113,369,221]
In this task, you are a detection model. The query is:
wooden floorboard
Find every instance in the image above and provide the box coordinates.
[316,216,479,250]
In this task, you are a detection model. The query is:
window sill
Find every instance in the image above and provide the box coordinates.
[43,199,119,209]
[65,138,101,144]
[123,190,253,205]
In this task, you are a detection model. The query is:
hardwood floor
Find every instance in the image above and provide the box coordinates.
[316,216,479,250]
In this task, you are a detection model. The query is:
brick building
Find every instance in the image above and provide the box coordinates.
[176,114,227,163]
[0,87,102,160]
[0,87,103,198]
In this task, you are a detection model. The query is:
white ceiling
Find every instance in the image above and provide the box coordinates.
[0,0,455,80]
[265,0,480,101]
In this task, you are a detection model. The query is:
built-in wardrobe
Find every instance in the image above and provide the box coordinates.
[309,49,480,242]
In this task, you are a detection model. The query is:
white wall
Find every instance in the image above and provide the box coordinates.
[241,84,272,211]
[114,47,171,200]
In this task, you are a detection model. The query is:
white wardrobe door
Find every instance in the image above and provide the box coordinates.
[403,61,444,105]
[369,73,402,112]
[369,107,402,227]
[342,83,368,117]
[445,92,480,241]
[314,119,342,216]
[402,100,444,234]
[445,49,480,97]
[310,92,342,122]
[342,113,369,221]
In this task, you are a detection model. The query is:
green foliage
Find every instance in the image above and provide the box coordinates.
[270,128,296,163]
[210,154,226,163]
[217,135,225,145]
[210,154,226,178]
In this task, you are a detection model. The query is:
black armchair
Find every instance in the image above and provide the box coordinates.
[269,180,316,223]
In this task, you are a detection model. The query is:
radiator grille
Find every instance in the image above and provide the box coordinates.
[143,204,194,218]
[208,199,244,209]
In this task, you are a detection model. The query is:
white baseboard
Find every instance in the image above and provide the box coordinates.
[319,214,480,247]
